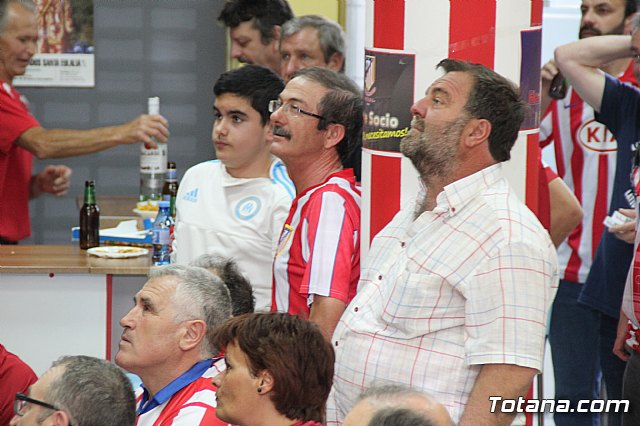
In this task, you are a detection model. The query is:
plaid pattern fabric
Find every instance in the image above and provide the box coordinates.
[328,164,558,424]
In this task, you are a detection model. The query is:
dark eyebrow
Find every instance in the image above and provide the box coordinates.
[138,295,156,313]
[228,109,248,118]
[213,106,249,119]
[433,87,449,97]
[281,95,308,107]
[430,86,450,100]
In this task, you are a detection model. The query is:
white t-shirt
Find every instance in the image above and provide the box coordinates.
[173,158,294,310]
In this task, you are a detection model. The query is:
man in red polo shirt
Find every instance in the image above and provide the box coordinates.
[0,0,168,244]
[0,343,36,426]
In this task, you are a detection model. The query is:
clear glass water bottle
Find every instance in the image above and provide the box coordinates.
[151,200,173,265]
[139,97,167,202]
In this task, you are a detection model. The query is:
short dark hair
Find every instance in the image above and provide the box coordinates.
[436,59,524,162]
[212,312,334,423]
[281,15,345,71]
[213,65,284,126]
[217,0,294,44]
[369,407,436,426]
[190,254,255,316]
[290,67,363,166]
[44,356,135,426]
[625,0,637,18]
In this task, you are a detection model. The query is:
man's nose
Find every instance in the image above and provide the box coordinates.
[581,8,596,27]
[284,58,301,82]
[410,97,428,118]
[230,43,242,59]
[9,413,20,426]
[120,307,136,328]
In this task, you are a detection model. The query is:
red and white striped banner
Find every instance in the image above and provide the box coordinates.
[362,0,543,261]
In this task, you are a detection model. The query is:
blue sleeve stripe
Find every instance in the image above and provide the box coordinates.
[271,161,295,199]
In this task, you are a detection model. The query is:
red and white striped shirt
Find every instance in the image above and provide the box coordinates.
[539,62,636,283]
[272,169,361,318]
[135,361,229,426]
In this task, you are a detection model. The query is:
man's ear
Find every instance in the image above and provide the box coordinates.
[327,53,345,73]
[257,369,275,394]
[179,320,206,351]
[323,123,345,150]
[624,12,637,35]
[49,409,70,426]
[271,25,282,43]
[463,118,491,149]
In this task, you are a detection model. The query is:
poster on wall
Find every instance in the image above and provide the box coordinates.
[519,28,542,130]
[14,0,95,88]
[363,49,415,152]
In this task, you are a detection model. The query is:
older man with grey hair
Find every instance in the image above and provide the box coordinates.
[0,0,169,244]
[278,17,362,181]
[9,355,135,426]
[279,14,345,82]
[115,265,232,426]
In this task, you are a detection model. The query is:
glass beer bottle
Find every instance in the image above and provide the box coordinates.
[162,161,178,218]
[80,180,100,249]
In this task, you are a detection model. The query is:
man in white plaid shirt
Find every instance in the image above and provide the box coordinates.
[328,59,559,426]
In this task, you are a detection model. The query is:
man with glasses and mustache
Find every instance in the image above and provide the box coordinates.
[269,67,362,342]
[9,355,135,426]
[540,2,638,424]
[328,59,558,425]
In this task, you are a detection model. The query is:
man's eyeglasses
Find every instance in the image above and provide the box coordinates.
[14,393,71,425]
[268,99,325,121]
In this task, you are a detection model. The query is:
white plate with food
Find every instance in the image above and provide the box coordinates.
[133,208,159,219]
[87,246,149,259]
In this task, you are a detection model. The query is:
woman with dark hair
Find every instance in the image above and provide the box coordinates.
[211,312,334,426]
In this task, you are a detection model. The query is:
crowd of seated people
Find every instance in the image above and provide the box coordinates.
[3,0,591,424]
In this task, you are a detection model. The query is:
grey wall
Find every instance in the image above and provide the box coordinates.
[22,0,226,244]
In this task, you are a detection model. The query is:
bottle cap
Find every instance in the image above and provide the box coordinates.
[158,200,170,208]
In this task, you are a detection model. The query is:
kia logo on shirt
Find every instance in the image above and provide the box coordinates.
[577,119,617,153]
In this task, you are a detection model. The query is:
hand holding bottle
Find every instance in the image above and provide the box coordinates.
[541,59,560,85]
[118,114,169,149]
[540,59,566,112]
[139,97,169,201]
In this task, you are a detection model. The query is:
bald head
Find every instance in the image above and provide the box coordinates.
[343,385,453,426]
